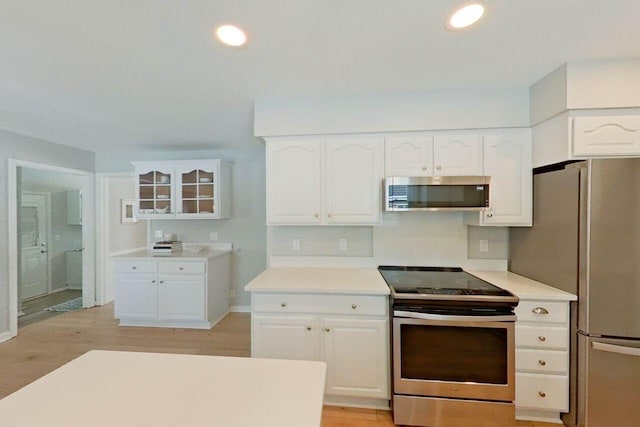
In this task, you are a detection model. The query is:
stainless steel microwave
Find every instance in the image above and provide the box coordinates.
[384,176,490,211]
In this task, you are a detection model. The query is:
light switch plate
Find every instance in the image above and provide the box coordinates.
[292,238,301,251]
[154,230,163,238]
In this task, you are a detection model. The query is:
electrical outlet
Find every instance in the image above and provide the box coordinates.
[292,238,301,251]
[339,238,347,251]
[479,239,489,253]
[229,289,236,298]
[154,230,163,239]
[209,232,218,241]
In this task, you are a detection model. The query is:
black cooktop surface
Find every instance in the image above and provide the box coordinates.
[378,266,514,297]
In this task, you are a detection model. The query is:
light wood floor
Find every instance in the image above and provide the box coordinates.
[18,289,82,328]
[0,303,561,427]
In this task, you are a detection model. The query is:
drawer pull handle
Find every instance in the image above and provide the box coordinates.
[351,304,357,309]
[538,336,547,342]
[532,307,549,315]
[306,326,312,331]
[281,303,287,308]
[179,267,184,271]
[538,391,547,398]
[325,327,331,332]
[538,360,546,366]
[151,280,156,283]
[132,266,137,270]
[159,280,165,284]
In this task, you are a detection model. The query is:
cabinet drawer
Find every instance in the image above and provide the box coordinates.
[516,349,568,374]
[114,260,157,273]
[516,300,568,324]
[516,373,568,411]
[252,293,387,316]
[158,262,205,274]
[516,325,568,350]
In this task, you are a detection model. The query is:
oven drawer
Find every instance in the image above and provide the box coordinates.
[516,349,568,374]
[114,260,157,273]
[252,293,387,316]
[515,300,568,324]
[516,325,568,350]
[516,373,568,411]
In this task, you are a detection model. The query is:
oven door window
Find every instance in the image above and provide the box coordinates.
[400,324,508,384]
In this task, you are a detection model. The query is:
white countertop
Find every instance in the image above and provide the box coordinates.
[245,267,390,295]
[0,350,326,427]
[468,270,577,301]
[113,249,230,260]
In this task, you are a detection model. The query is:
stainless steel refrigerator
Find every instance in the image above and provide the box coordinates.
[509,158,640,427]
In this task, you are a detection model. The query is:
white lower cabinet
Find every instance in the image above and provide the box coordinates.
[515,299,570,423]
[251,293,389,407]
[113,254,230,329]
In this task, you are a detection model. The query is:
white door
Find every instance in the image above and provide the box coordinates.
[158,276,206,321]
[113,274,158,319]
[384,135,434,177]
[433,134,483,176]
[20,193,49,300]
[324,137,384,224]
[322,317,389,398]
[251,314,320,360]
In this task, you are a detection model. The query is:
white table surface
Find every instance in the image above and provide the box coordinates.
[244,267,390,295]
[0,350,327,427]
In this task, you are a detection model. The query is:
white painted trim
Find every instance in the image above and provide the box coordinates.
[230,305,251,313]
[0,331,13,344]
[8,158,96,337]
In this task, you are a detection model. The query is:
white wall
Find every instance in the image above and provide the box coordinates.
[0,129,94,338]
[254,89,530,137]
[108,176,146,254]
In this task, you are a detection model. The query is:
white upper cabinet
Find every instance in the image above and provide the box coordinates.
[265,136,384,225]
[384,135,434,176]
[324,138,384,225]
[133,159,231,220]
[572,115,640,156]
[466,129,532,226]
[433,134,484,176]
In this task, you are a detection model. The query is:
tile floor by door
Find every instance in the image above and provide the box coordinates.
[0,304,561,427]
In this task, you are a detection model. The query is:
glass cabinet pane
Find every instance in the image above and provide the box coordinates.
[199,184,214,198]
[139,172,154,185]
[182,200,197,214]
[156,185,171,199]
[157,172,171,184]
[182,170,197,184]
[199,199,214,213]
[198,170,214,183]
[182,185,197,199]
[139,186,154,200]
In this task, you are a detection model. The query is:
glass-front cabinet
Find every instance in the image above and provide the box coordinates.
[132,159,231,220]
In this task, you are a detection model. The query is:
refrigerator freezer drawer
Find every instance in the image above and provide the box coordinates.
[516,325,569,350]
[516,373,568,411]
[581,336,640,427]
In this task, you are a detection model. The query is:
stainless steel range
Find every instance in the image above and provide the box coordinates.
[378,266,519,427]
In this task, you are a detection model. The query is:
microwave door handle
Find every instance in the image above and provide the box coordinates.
[393,310,516,322]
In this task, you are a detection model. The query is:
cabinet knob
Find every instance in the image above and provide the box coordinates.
[325,327,331,332]
[179,267,184,271]
[436,165,442,170]
[538,360,547,366]
[281,303,287,308]
[538,336,547,342]
[159,280,165,284]
[314,213,319,218]
[351,304,357,309]
[327,214,332,218]
[151,280,156,283]
[538,391,547,398]
[422,166,428,171]
[306,326,312,331]
[132,266,137,270]
[532,307,549,315]
[486,213,493,218]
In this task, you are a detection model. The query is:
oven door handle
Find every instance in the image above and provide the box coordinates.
[393,310,516,322]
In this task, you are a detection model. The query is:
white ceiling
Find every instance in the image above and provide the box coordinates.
[1,0,639,153]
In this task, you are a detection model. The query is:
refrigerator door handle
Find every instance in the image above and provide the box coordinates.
[592,341,640,358]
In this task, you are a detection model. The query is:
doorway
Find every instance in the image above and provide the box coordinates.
[7,159,95,337]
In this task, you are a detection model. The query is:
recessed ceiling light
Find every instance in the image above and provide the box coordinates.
[446,2,486,31]
[215,25,247,47]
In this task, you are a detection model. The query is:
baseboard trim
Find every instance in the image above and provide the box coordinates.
[0,331,14,343]
[230,305,250,313]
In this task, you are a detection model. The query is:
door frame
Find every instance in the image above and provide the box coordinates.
[8,159,95,338]
[19,191,53,300]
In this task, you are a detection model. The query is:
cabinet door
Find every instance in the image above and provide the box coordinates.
[384,135,434,177]
[324,137,384,224]
[251,314,320,360]
[114,274,158,319]
[433,135,483,176]
[266,139,322,224]
[482,132,532,225]
[175,164,219,219]
[158,275,206,321]
[135,165,175,219]
[322,317,389,398]
[572,115,640,156]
